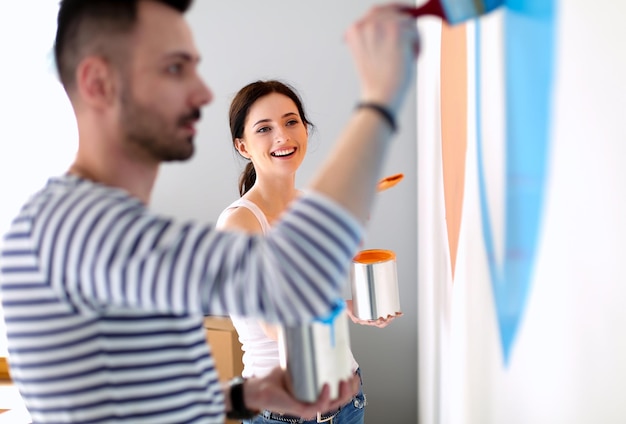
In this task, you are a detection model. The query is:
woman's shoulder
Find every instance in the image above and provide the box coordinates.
[216,199,265,234]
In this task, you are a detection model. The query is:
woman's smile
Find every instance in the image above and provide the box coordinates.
[271,147,297,158]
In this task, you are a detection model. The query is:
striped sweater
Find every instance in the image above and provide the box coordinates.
[0,175,362,423]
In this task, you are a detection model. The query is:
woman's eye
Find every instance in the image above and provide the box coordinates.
[286,119,299,126]
[257,126,270,133]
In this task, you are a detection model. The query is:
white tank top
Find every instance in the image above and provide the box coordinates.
[216,198,358,378]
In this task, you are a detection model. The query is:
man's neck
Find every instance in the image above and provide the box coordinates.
[68,154,159,205]
[71,116,160,204]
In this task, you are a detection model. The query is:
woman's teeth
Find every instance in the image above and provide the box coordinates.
[271,148,296,157]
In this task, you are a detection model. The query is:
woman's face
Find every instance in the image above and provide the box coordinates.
[237,93,308,180]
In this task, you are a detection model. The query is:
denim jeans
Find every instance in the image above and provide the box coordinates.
[243,368,366,424]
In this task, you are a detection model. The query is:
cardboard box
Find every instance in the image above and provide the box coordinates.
[0,358,9,382]
[204,316,244,424]
[204,316,244,381]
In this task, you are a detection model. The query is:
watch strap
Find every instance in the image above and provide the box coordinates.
[226,377,259,420]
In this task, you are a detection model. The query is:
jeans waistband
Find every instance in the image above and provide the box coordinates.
[261,407,341,423]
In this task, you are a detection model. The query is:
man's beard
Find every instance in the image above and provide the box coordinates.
[119,90,201,162]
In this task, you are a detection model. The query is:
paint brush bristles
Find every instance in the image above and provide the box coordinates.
[401,0,503,25]
[441,0,503,24]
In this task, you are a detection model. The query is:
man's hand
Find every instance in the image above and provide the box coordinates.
[344,4,421,113]
[241,367,360,420]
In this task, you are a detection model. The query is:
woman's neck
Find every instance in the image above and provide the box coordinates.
[245,175,299,223]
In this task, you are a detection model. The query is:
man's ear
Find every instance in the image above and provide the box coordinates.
[75,56,117,108]
[235,138,251,159]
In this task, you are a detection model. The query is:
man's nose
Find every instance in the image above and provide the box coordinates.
[192,78,213,107]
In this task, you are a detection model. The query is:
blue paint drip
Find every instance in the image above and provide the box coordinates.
[314,299,345,347]
[475,0,556,365]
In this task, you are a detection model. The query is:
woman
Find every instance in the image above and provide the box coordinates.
[216,80,400,424]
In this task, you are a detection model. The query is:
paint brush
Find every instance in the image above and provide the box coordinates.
[400,0,503,25]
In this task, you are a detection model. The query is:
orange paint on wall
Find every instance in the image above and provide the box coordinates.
[440,23,468,280]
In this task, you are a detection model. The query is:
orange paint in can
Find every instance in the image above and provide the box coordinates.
[353,249,396,264]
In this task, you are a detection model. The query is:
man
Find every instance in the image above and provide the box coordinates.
[0,0,419,422]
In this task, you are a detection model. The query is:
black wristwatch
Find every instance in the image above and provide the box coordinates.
[226,377,260,420]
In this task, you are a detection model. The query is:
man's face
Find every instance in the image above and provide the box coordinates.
[118,1,212,162]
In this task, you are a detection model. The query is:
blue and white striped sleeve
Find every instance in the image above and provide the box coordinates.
[37,185,363,324]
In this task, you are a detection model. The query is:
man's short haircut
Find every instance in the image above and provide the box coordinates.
[54,0,193,93]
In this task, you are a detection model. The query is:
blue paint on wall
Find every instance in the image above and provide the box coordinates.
[475,0,556,365]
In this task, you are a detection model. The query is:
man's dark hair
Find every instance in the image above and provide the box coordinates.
[54,0,193,93]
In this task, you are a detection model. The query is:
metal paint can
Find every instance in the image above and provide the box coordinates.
[278,300,353,402]
[350,249,401,320]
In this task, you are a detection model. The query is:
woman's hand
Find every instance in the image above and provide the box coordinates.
[345,299,403,328]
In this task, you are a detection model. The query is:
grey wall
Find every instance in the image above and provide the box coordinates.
[149,1,418,422]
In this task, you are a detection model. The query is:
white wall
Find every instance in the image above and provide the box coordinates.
[0,2,78,357]
[149,1,420,422]
[418,1,626,423]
